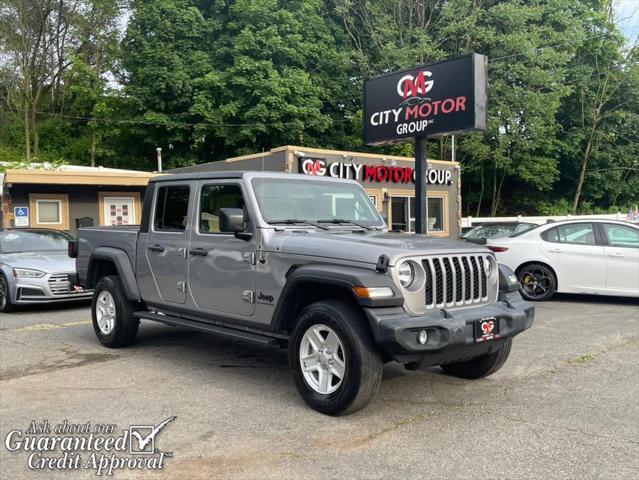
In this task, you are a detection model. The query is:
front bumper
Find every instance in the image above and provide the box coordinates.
[11,273,93,305]
[364,291,534,364]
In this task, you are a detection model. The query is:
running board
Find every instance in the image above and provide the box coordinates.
[134,311,283,346]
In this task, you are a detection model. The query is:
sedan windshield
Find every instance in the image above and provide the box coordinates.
[251,177,384,227]
[0,230,72,253]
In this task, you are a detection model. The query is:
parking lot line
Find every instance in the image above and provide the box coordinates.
[10,320,91,333]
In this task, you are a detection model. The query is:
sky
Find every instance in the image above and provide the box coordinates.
[613,0,639,43]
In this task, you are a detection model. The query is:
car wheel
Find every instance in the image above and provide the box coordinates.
[441,338,512,379]
[289,300,383,416]
[92,275,139,348]
[0,274,15,313]
[517,263,556,301]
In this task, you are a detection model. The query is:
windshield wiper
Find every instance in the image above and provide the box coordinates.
[317,219,373,230]
[269,219,330,230]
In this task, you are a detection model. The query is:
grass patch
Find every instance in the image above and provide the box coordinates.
[566,353,598,366]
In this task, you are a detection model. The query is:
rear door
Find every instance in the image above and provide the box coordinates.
[145,182,193,304]
[540,223,606,292]
[599,223,639,294]
[187,180,256,317]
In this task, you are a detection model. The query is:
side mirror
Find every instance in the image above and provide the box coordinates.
[219,208,245,232]
[219,208,252,240]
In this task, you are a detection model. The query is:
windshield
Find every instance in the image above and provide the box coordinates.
[0,230,72,254]
[251,177,384,227]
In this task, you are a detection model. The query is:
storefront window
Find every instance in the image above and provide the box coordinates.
[428,197,444,231]
[391,197,407,231]
[36,200,61,224]
[390,196,445,233]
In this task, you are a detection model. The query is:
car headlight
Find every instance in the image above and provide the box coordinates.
[13,268,46,278]
[397,261,415,288]
[483,257,495,278]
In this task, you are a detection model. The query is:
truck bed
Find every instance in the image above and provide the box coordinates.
[76,226,140,285]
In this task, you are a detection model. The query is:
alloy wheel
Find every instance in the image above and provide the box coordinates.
[0,277,7,309]
[96,291,116,335]
[299,324,346,395]
[520,267,553,299]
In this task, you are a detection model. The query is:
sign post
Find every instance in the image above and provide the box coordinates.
[363,53,487,234]
[414,137,428,234]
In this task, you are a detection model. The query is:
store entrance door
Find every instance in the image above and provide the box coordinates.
[390,196,445,234]
[391,196,415,232]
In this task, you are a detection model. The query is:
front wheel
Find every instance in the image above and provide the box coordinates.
[518,263,557,301]
[92,275,139,348]
[441,339,512,379]
[0,274,15,313]
[289,300,383,416]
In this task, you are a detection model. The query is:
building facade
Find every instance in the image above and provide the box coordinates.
[171,146,461,238]
[1,166,154,235]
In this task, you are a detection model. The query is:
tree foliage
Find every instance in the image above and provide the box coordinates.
[0,0,636,214]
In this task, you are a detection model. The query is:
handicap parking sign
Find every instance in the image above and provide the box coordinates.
[14,206,29,227]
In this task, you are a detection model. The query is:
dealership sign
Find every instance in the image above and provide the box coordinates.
[299,158,452,185]
[363,54,487,145]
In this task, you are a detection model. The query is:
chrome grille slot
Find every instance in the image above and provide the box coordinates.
[48,273,71,295]
[422,255,490,310]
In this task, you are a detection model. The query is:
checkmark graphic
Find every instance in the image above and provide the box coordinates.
[129,416,176,454]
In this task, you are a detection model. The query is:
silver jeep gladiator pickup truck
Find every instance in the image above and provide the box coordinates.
[71,171,534,415]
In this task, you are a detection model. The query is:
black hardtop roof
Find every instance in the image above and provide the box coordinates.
[150,171,244,183]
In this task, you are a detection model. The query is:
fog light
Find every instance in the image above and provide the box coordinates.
[417,329,428,345]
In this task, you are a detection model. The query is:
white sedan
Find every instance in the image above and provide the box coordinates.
[486,220,639,300]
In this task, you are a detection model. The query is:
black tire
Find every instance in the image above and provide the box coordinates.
[289,300,383,416]
[0,274,16,313]
[91,275,139,348]
[517,263,557,301]
[441,338,512,379]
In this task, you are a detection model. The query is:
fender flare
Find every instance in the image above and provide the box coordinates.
[88,247,140,301]
[270,263,403,331]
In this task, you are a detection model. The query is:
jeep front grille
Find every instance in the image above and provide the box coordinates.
[422,255,489,309]
[48,273,71,295]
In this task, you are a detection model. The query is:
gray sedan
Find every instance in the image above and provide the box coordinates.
[0,229,92,312]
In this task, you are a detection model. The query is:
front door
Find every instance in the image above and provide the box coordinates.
[188,181,256,317]
[541,222,606,292]
[145,182,192,304]
[600,223,639,294]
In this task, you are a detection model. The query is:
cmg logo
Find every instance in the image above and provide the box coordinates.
[396,71,434,99]
[301,159,327,176]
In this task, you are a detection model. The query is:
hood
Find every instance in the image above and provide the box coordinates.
[264,230,490,266]
[0,251,75,274]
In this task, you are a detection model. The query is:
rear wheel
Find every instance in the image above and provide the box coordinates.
[290,300,382,415]
[0,274,15,313]
[517,263,556,301]
[92,275,139,347]
[441,338,512,379]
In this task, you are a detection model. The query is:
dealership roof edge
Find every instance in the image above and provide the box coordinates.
[3,166,156,186]
[223,145,459,166]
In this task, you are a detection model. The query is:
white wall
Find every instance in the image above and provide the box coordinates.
[462,213,628,228]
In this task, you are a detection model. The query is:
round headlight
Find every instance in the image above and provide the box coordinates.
[397,261,415,288]
[484,256,495,278]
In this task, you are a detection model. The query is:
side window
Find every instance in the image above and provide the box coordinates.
[153,185,190,232]
[557,223,596,245]
[199,184,245,234]
[542,227,559,242]
[603,224,639,248]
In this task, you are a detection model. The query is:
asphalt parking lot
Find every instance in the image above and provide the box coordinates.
[1,295,638,479]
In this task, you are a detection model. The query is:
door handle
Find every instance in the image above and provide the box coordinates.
[189,248,208,257]
[608,252,624,258]
[148,244,165,253]
[548,248,562,253]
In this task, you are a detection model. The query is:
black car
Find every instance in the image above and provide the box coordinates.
[462,222,537,244]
